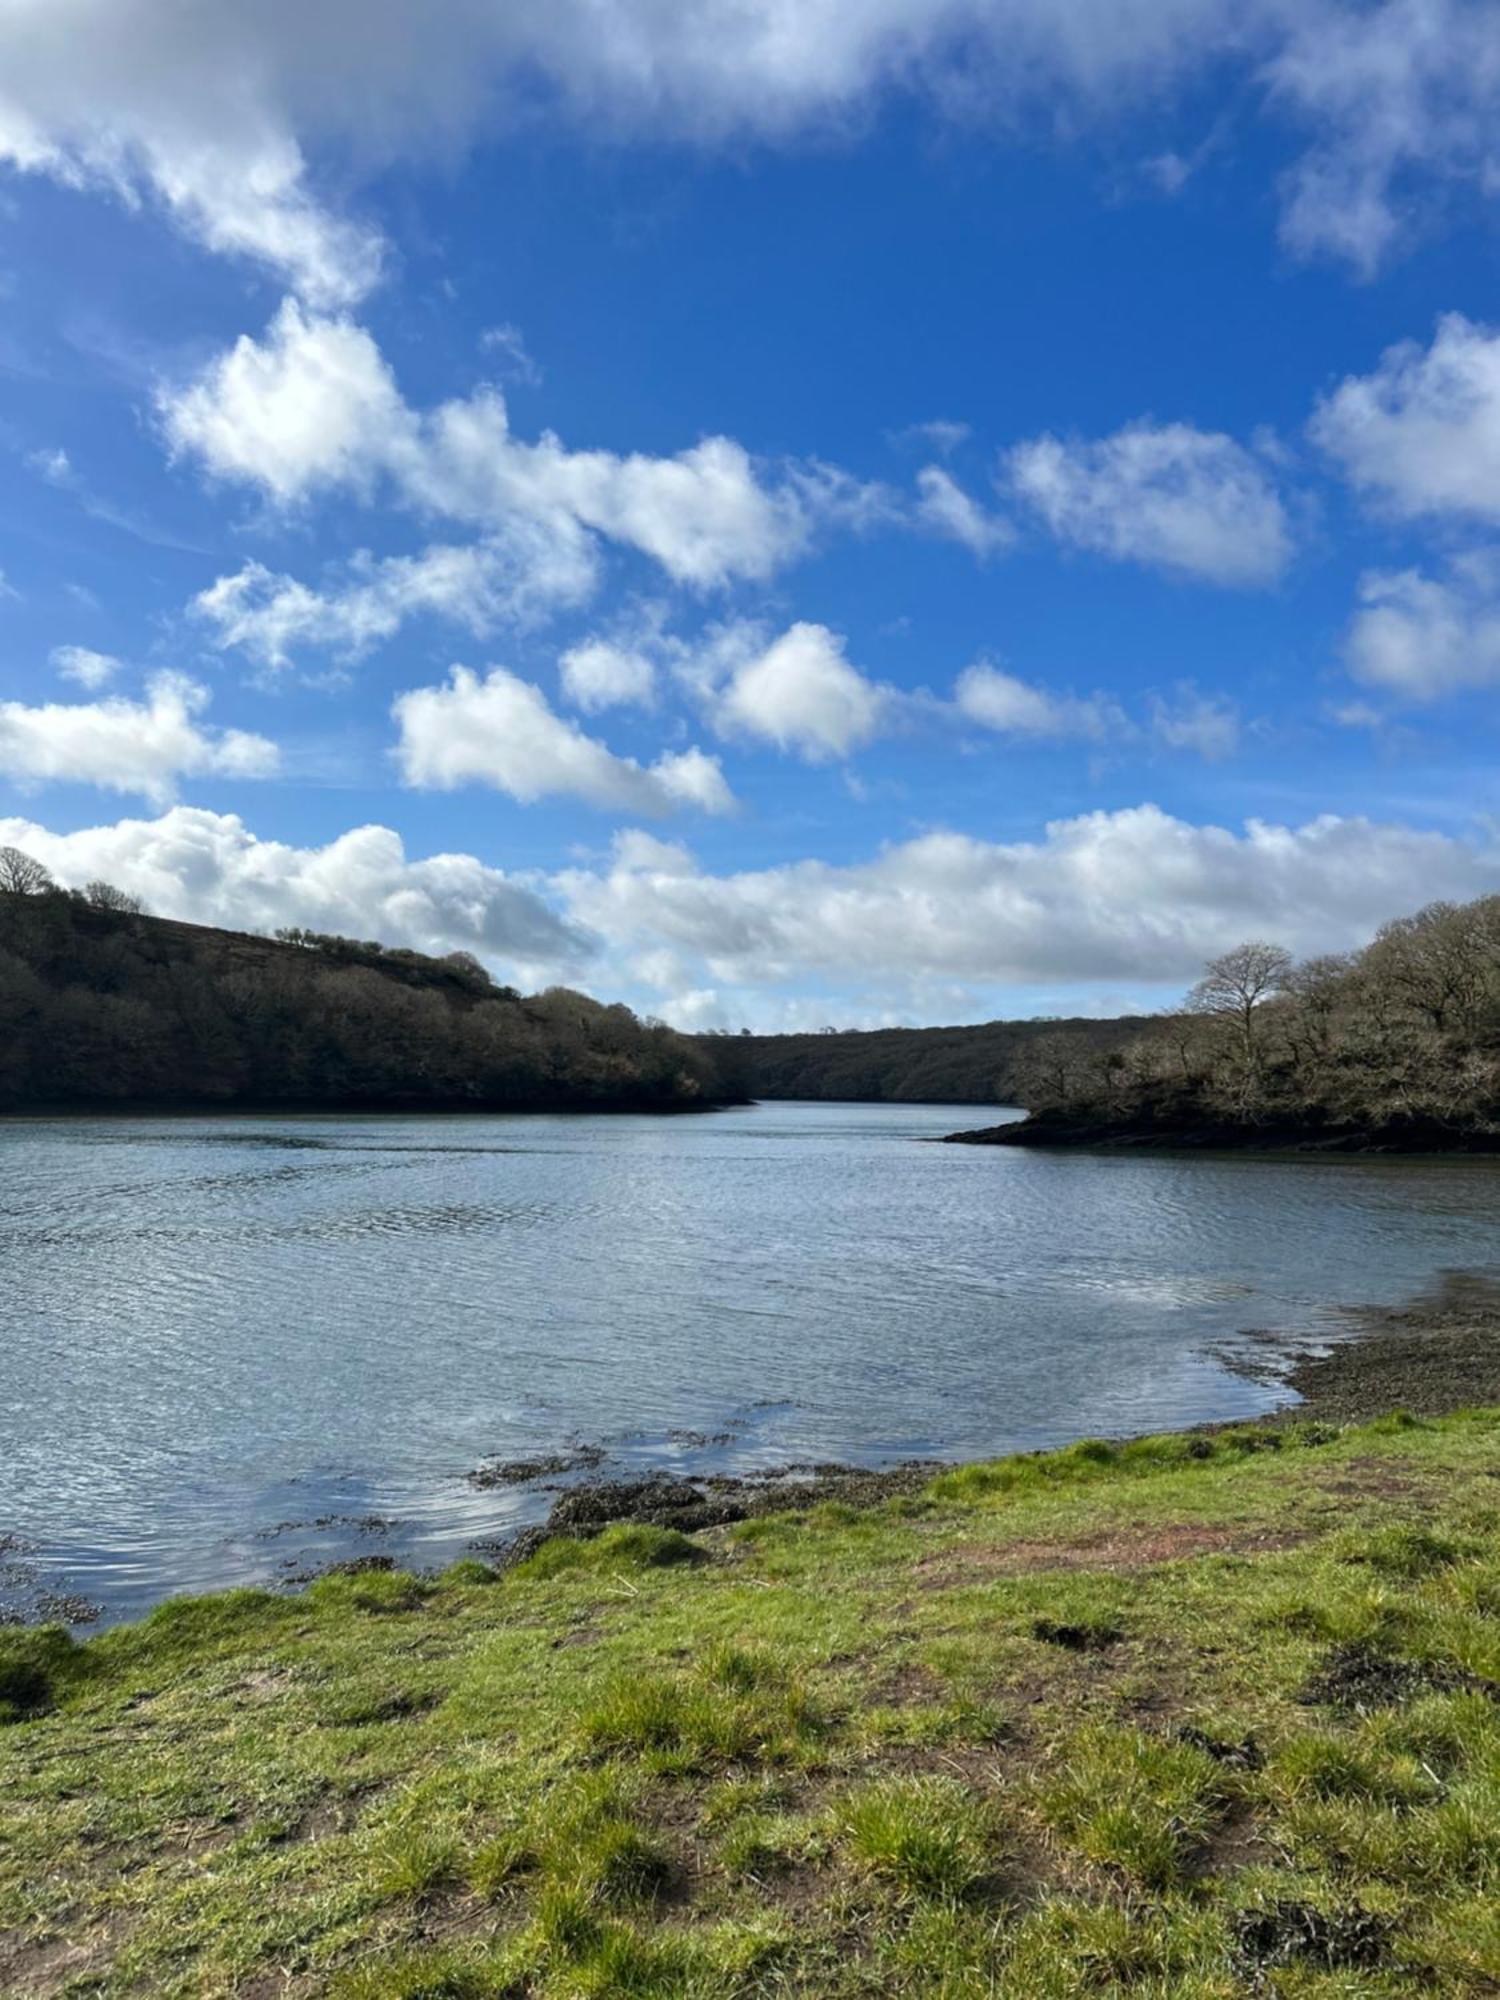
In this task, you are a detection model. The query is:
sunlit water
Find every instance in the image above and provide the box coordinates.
[4,1101,1499,1624]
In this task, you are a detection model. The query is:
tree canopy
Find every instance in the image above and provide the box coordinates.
[0,865,730,1114]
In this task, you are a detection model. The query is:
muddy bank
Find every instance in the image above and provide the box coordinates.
[1269,1274,1500,1424]
[943,1115,1500,1154]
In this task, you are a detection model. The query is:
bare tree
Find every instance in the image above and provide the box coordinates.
[83,880,144,915]
[1365,900,1497,1035]
[0,847,54,897]
[1187,940,1293,1064]
[1011,1029,1087,1111]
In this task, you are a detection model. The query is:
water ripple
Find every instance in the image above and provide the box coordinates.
[5,1103,1500,1624]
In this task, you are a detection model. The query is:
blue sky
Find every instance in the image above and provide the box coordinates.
[3,1,1500,1029]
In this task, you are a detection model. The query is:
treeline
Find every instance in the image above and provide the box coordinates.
[990,894,1500,1147]
[708,1017,1152,1105]
[0,848,729,1114]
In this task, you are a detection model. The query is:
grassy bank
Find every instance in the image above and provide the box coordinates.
[6,1407,1500,1996]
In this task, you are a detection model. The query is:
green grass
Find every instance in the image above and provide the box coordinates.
[4,1408,1500,1994]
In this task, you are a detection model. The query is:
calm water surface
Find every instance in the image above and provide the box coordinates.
[4,1100,1498,1623]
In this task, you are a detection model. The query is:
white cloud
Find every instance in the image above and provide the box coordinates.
[954,662,1123,741]
[1006,420,1293,584]
[479,322,542,386]
[915,466,1013,557]
[0,674,278,804]
[713,622,889,761]
[2,2,1491,301]
[161,300,828,588]
[194,531,597,673]
[392,664,735,816]
[1311,314,1500,525]
[1268,0,1500,276]
[51,643,121,689]
[559,804,1500,994]
[559,639,657,713]
[0,11,383,303]
[1147,683,1241,758]
[1343,553,1500,700]
[0,805,589,981]
[161,299,407,506]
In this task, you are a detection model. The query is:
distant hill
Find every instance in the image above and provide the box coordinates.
[702,1016,1151,1106]
[0,879,730,1115]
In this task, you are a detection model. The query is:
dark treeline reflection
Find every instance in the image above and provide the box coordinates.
[0,852,728,1114]
[1007,895,1500,1143]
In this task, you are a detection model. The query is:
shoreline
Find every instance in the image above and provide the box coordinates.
[9,1276,1499,1629]
[7,1345,1500,1993]
[943,1114,1500,1154]
[484,1276,1500,1559]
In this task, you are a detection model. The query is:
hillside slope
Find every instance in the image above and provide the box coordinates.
[0,890,730,1114]
[708,1016,1150,1106]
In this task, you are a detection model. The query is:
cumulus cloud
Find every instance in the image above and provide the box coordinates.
[0,674,279,804]
[0,805,590,981]
[161,299,830,590]
[558,804,1500,995]
[1006,420,1293,584]
[1344,553,1500,700]
[194,531,596,673]
[1268,0,1500,276]
[161,300,408,505]
[1312,314,1500,525]
[712,622,889,761]
[954,663,1124,741]
[51,643,121,689]
[559,639,658,713]
[392,664,735,816]
[1,2,1490,304]
[915,466,1013,557]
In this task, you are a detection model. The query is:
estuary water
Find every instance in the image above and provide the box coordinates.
[4,1100,1499,1624]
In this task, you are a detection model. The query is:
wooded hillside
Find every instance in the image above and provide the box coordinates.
[0,851,728,1114]
[704,1016,1150,1106]
[958,892,1500,1148]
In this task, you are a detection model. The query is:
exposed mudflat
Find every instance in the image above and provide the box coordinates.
[1271,1273,1500,1424]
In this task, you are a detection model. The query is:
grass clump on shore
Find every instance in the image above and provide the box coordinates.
[6,1405,1500,1995]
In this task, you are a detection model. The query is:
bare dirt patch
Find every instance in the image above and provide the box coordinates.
[916,1521,1305,1588]
[0,1917,126,1999]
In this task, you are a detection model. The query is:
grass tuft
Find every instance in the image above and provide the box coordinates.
[837,1775,1000,1901]
[578,1661,822,1767]
[1038,1727,1225,1889]
[1343,1524,1471,1579]
[512,1524,707,1578]
[368,1825,463,1904]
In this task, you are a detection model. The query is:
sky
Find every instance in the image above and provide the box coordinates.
[2,2,1500,1031]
